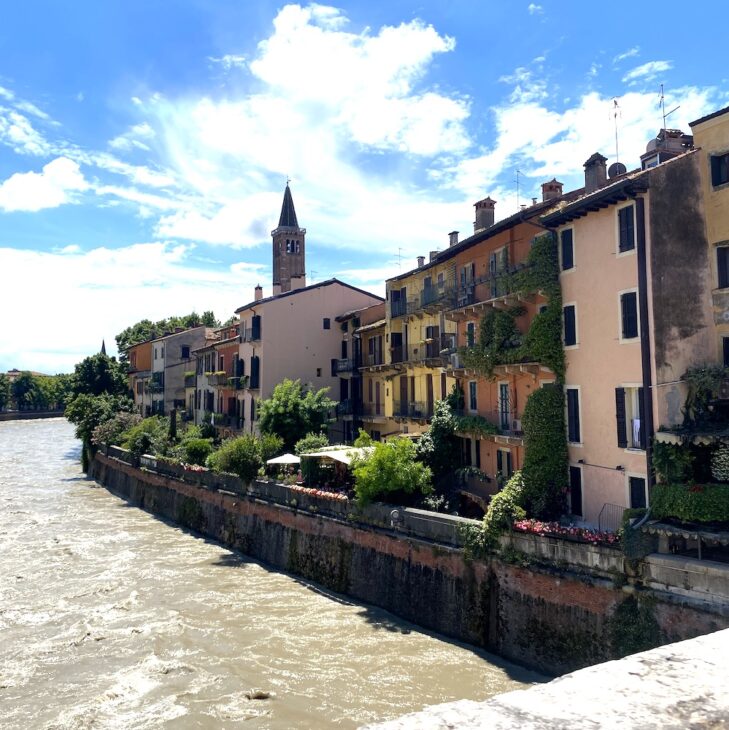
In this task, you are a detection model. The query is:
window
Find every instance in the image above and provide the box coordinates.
[368,379,373,402]
[718,247,729,289]
[468,381,478,411]
[466,322,476,348]
[563,304,577,346]
[316,367,322,377]
[250,397,256,422]
[566,388,581,443]
[569,466,583,517]
[181,345,190,359]
[615,386,645,449]
[154,347,157,360]
[629,476,647,509]
[618,205,635,252]
[441,372,447,399]
[295,241,300,253]
[711,153,729,187]
[323,318,331,330]
[497,449,513,479]
[560,229,574,270]
[620,291,639,339]
[724,337,729,368]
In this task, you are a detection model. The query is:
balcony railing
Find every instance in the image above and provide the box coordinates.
[336,399,354,416]
[393,400,432,419]
[227,375,249,390]
[419,284,457,313]
[363,353,385,367]
[208,372,230,386]
[334,358,356,374]
[361,403,385,417]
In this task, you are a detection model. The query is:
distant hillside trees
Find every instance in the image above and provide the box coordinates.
[2,371,74,412]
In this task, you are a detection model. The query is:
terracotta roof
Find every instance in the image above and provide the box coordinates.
[235,278,383,314]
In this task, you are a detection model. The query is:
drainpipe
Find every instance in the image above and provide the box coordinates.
[635,196,655,489]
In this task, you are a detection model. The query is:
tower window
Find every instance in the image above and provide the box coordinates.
[295,241,300,253]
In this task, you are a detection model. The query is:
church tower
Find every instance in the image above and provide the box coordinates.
[271,183,306,295]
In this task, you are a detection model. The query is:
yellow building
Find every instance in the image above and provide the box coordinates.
[690,105,729,361]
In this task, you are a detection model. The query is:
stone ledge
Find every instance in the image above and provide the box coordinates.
[361,628,729,729]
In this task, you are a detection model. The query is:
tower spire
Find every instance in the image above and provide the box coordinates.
[271,183,306,295]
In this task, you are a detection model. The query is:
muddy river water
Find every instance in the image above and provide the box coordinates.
[0,418,541,728]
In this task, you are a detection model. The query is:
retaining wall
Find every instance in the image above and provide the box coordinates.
[89,451,729,675]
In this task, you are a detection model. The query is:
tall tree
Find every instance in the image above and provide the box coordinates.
[258,378,336,451]
[71,353,129,398]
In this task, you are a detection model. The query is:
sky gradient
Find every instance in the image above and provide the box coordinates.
[1,1,727,373]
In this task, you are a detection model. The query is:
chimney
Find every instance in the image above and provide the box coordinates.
[584,153,608,194]
[429,250,439,262]
[541,178,563,201]
[254,284,263,301]
[448,231,459,247]
[417,255,425,268]
[474,197,496,232]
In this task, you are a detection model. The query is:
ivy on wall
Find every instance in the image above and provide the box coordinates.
[461,233,565,380]
[521,383,569,519]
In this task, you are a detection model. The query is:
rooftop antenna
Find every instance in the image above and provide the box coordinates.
[397,247,403,271]
[659,84,680,130]
[612,98,621,165]
[515,169,522,212]
[310,269,317,282]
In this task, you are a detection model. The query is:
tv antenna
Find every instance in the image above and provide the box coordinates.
[397,247,403,271]
[611,98,622,165]
[515,169,522,211]
[659,84,680,129]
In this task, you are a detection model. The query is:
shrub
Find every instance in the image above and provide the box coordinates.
[207,435,262,483]
[651,483,729,524]
[353,429,373,447]
[294,432,330,455]
[352,438,432,506]
[120,416,170,457]
[259,432,284,463]
[181,438,214,466]
[91,411,141,447]
[483,471,527,543]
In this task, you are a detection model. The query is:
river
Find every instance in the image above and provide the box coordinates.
[0,418,541,729]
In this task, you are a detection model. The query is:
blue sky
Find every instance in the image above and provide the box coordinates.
[0,1,727,373]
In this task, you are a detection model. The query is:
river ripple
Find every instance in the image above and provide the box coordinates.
[0,418,541,729]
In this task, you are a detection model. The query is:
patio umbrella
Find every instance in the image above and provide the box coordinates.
[266,453,301,465]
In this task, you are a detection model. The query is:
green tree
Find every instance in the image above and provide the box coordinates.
[0,373,10,411]
[207,435,262,483]
[258,379,336,451]
[11,371,37,410]
[71,353,129,397]
[416,398,461,485]
[294,432,330,455]
[352,438,432,505]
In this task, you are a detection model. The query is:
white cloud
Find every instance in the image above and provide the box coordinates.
[0,243,266,372]
[623,60,672,84]
[613,46,640,64]
[109,122,156,152]
[0,157,89,212]
[0,109,51,155]
[527,4,543,14]
[208,54,247,70]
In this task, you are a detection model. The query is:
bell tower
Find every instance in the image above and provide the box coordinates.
[271,182,306,295]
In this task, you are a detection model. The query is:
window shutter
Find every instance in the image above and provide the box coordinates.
[619,207,635,252]
[615,387,627,448]
[567,389,580,443]
[506,450,512,476]
[621,292,638,338]
[561,229,574,270]
[563,305,576,346]
[251,315,261,340]
[638,386,646,450]
[497,449,503,474]
[718,247,729,289]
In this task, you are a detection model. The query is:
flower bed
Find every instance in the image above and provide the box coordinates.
[513,519,620,546]
[289,484,349,502]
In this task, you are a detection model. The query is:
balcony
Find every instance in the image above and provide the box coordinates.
[361,402,385,418]
[362,353,385,368]
[401,334,457,365]
[208,372,230,387]
[390,298,418,318]
[336,399,354,417]
[227,375,249,390]
[184,373,196,388]
[393,400,432,420]
[419,283,457,314]
[334,358,356,374]
[447,265,532,321]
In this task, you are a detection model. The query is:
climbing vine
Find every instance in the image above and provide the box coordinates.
[461,233,565,380]
[521,383,568,520]
[681,364,728,424]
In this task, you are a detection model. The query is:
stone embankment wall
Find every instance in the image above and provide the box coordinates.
[0,410,64,421]
[89,451,729,676]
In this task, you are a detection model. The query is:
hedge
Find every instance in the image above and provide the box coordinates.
[651,483,729,524]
